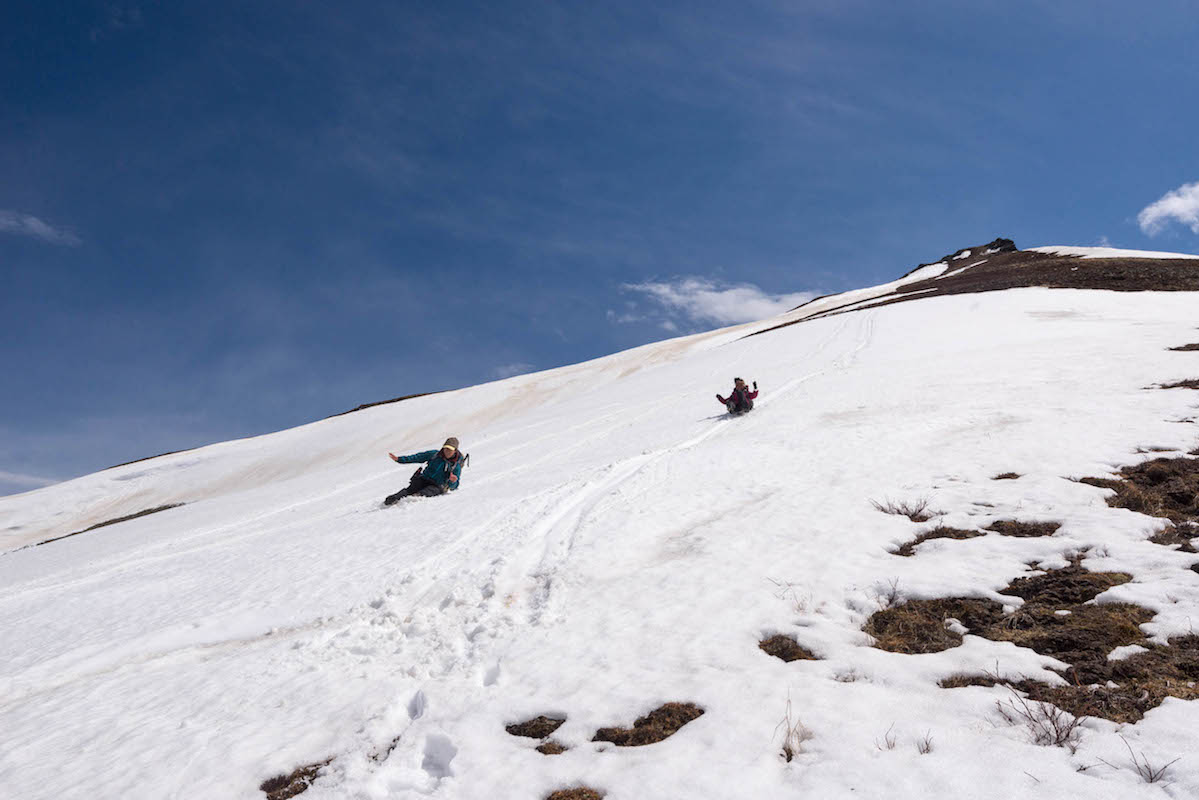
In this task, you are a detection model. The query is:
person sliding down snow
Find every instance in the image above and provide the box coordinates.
[717,378,758,415]
[383,437,466,505]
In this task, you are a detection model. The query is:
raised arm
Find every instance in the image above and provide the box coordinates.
[390,450,438,464]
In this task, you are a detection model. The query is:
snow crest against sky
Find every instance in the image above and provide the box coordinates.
[2,0,1199,494]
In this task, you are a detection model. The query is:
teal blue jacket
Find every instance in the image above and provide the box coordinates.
[395,449,465,490]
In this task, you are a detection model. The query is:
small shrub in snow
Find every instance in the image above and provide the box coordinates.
[1099,737,1180,784]
[872,577,903,610]
[875,723,897,751]
[767,577,814,614]
[995,691,1084,753]
[916,731,934,755]
[871,497,939,522]
[776,696,813,762]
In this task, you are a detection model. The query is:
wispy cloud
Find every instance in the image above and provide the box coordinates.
[490,362,535,380]
[618,277,816,329]
[89,4,143,42]
[0,210,82,246]
[1138,181,1199,236]
[0,469,59,494]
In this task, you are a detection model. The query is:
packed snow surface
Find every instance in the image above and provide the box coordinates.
[1029,245,1199,260]
[3,281,1199,799]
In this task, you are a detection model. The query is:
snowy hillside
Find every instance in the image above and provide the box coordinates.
[3,245,1199,800]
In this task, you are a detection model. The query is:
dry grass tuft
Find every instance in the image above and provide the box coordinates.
[593,702,704,747]
[759,635,818,662]
[993,472,1021,480]
[506,716,565,739]
[986,519,1062,538]
[1159,378,1199,389]
[546,788,604,800]
[260,760,331,800]
[891,526,985,557]
[536,741,568,755]
[939,673,1003,689]
[1082,456,1199,524]
[864,597,1004,653]
[1168,343,1199,351]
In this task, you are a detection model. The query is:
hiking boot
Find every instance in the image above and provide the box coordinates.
[383,492,403,506]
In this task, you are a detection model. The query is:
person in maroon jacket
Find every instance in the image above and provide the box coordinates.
[717,377,758,414]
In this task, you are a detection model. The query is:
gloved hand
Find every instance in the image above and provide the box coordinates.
[753,381,758,390]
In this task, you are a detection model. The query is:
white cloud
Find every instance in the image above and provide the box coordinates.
[1137,182,1199,236]
[0,210,82,246]
[0,469,58,495]
[620,277,816,328]
[490,362,535,380]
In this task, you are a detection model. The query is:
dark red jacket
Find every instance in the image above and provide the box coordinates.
[717,387,758,406]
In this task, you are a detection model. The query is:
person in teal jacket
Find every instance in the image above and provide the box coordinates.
[384,437,466,505]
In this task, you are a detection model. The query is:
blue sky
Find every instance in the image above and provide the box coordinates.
[3,0,1199,495]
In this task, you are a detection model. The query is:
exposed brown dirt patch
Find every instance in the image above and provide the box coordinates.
[326,391,441,418]
[1002,563,1131,605]
[939,674,1003,689]
[260,760,330,800]
[865,564,1138,658]
[759,635,818,662]
[31,503,185,549]
[897,565,1199,722]
[941,636,1199,722]
[536,740,568,755]
[593,702,704,746]
[1082,456,1199,524]
[864,598,1005,654]
[993,472,1021,480]
[748,244,1199,339]
[1161,379,1199,389]
[1169,343,1199,351]
[547,789,603,800]
[892,526,985,557]
[1149,525,1198,553]
[506,716,565,739]
[987,519,1061,538]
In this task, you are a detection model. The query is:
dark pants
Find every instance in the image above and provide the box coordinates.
[385,470,447,504]
[726,398,753,414]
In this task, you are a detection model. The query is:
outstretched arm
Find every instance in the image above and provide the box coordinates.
[716,394,727,404]
[390,450,438,464]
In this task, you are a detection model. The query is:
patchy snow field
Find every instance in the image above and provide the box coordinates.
[1028,245,1199,260]
[2,281,1199,799]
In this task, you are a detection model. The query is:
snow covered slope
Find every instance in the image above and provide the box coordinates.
[3,254,1199,800]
